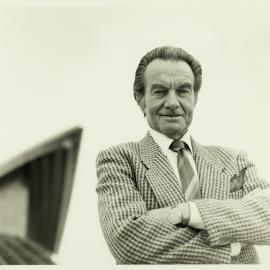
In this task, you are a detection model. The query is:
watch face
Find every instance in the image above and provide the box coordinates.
[168,207,182,225]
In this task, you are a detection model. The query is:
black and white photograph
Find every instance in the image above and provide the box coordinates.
[0,0,269,267]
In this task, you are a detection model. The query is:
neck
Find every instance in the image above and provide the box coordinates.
[166,129,188,140]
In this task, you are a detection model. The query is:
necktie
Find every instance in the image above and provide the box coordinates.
[169,140,201,201]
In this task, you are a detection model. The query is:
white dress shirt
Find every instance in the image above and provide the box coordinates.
[149,128,241,257]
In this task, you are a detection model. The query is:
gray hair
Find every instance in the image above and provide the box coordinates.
[133,46,202,108]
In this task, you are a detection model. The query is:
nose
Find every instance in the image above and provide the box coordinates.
[164,90,180,109]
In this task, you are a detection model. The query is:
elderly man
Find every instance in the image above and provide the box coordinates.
[96,46,270,264]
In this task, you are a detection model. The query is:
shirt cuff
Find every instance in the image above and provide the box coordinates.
[188,202,205,230]
[231,242,241,256]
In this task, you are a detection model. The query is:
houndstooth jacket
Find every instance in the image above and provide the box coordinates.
[96,132,270,264]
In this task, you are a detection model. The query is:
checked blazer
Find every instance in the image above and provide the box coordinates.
[96,132,270,264]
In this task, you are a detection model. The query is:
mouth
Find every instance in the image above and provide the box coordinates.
[160,114,182,118]
[159,114,182,121]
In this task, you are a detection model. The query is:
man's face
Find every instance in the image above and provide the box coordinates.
[143,59,197,139]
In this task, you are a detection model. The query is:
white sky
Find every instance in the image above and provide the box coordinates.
[0,0,270,268]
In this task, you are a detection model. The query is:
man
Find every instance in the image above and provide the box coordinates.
[96,46,270,264]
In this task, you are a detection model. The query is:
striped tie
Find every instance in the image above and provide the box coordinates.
[169,140,201,201]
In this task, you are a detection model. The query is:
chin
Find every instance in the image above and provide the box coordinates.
[161,126,184,138]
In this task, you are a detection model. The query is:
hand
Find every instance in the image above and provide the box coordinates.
[146,203,190,225]
[146,206,172,223]
[176,203,191,225]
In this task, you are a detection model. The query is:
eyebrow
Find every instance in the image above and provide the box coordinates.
[151,83,168,88]
[176,82,193,89]
[151,82,193,89]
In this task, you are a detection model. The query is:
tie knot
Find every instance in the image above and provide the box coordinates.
[169,139,185,152]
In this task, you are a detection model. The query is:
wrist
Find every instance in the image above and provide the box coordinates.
[168,203,190,226]
[180,203,191,226]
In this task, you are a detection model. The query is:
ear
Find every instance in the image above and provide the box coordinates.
[194,92,198,105]
[135,94,146,114]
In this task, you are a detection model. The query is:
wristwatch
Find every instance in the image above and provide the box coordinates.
[168,206,182,225]
[168,204,190,226]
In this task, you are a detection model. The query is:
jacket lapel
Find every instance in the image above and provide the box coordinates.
[191,138,235,200]
[139,132,185,207]
[139,133,237,204]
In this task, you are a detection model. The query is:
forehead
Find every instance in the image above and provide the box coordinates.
[144,59,194,85]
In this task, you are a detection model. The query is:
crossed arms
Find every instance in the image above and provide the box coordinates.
[96,147,270,264]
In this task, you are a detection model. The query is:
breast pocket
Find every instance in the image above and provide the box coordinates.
[229,189,243,199]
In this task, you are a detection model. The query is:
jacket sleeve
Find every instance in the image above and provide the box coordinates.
[195,151,270,247]
[96,146,231,264]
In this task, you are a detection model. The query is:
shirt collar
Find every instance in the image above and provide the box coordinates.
[149,127,193,156]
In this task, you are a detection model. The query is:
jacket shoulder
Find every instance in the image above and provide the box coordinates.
[192,136,242,164]
[205,144,240,158]
[98,141,140,155]
[96,141,141,164]
[192,137,240,158]
[201,143,247,169]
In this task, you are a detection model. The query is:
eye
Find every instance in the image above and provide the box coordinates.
[176,87,191,95]
[155,89,166,94]
[152,88,167,96]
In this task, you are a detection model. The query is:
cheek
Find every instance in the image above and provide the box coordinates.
[145,98,160,114]
[147,107,159,121]
[181,98,195,115]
